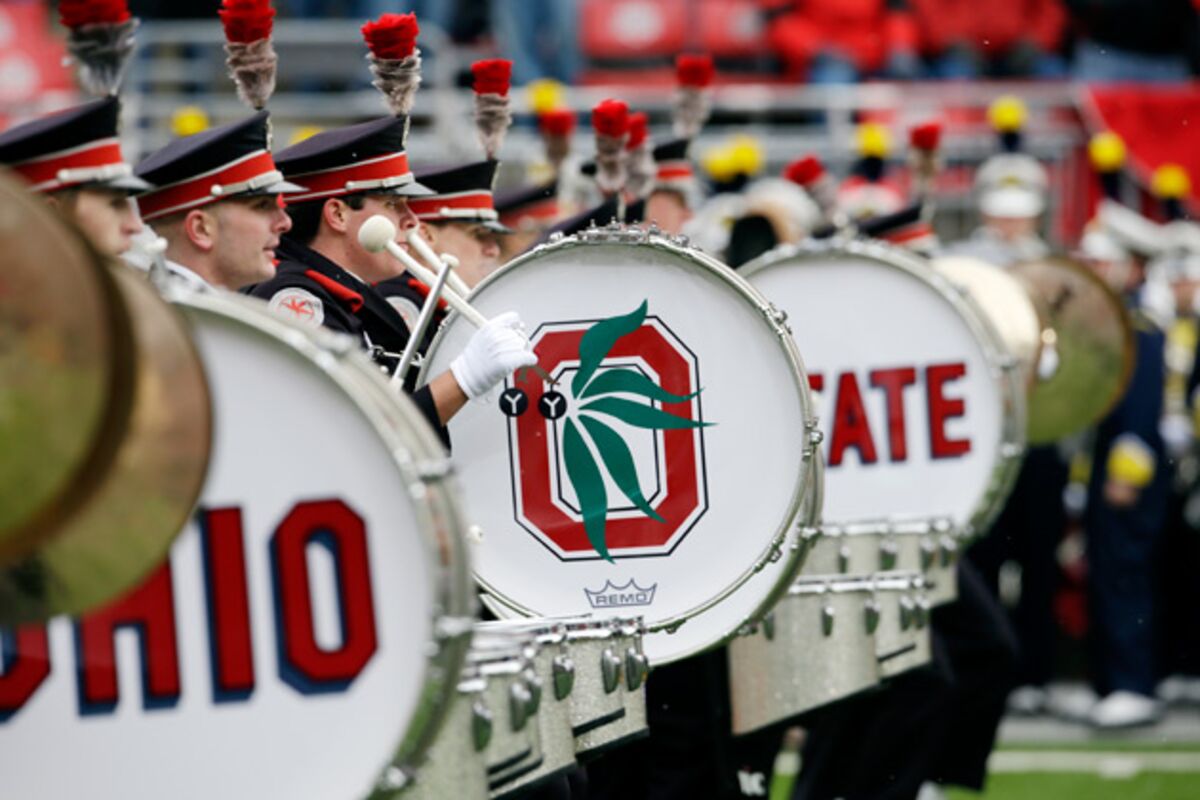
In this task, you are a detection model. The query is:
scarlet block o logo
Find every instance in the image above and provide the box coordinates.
[504,302,711,561]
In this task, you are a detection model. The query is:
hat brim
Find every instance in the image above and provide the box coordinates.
[483,219,514,234]
[104,174,154,193]
[388,179,435,197]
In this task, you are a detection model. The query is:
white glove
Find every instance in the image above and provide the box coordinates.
[450,311,537,400]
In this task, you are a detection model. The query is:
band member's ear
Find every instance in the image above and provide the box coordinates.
[183,208,217,252]
[324,197,352,235]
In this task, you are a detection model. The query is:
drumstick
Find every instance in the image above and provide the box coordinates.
[406,228,472,299]
[358,215,487,328]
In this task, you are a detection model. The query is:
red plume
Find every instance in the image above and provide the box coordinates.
[783,156,825,187]
[909,121,942,152]
[626,112,649,151]
[362,13,420,60]
[592,99,630,139]
[538,109,576,138]
[676,53,715,88]
[220,0,274,44]
[472,59,512,96]
[59,0,131,27]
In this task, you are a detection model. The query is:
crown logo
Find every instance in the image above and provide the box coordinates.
[584,579,658,609]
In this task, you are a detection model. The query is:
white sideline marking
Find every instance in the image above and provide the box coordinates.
[990,751,1200,777]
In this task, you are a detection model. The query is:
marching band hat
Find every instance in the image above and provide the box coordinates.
[136,111,303,222]
[0,97,149,194]
[652,137,694,191]
[409,159,511,233]
[544,194,644,240]
[273,115,432,204]
[494,179,559,231]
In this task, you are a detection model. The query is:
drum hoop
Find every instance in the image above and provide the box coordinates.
[423,228,818,661]
[740,237,1026,542]
[169,287,475,794]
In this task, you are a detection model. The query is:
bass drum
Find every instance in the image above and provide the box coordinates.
[423,226,819,664]
[0,289,474,800]
[741,239,1024,544]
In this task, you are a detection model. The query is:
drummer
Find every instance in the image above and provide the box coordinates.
[249,116,535,432]
[0,97,149,258]
[133,111,302,292]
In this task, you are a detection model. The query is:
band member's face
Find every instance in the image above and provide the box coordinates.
[211,194,292,288]
[346,194,417,282]
[424,221,502,289]
[645,190,692,236]
[53,187,143,258]
[982,214,1039,243]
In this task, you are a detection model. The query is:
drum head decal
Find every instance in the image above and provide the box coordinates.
[500,301,711,564]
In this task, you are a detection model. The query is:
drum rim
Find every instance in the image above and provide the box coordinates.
[170,288,475,794]
[740,236,1026,543]
[424,227,819,663]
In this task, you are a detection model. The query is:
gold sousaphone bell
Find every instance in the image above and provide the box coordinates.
[0,169,211,624]
[933,254,1135,445]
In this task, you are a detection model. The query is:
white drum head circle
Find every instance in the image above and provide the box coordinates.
[0,292,472,800]
[742,240,1023,536]
[424,232,815,664]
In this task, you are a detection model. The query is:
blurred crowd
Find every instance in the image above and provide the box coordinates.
[112,0,1200,85]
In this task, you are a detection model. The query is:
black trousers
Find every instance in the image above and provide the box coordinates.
[968,445,1068,687]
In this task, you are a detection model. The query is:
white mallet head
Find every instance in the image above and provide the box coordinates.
[358,214,398,253]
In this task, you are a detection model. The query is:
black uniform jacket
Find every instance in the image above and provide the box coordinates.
[249,237,450,448]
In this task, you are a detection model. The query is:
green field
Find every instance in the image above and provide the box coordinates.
[946,742,1200,799]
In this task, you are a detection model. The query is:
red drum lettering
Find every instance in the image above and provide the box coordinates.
[869,367,918,463]
[927,362,971,458]
[809,363,972,465]
[0,626,50,720]
[271,499,378,693]
[76,564,181,712]
[200,507,255,701]
[828,372,878,467]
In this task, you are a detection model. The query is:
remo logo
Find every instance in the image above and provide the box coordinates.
[498,302,712,562]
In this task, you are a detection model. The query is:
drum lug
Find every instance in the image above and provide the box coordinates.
[808,429,825,447]
[763,612,777,642]
[601,648,623,694]
[838,544,852,574]
[821,604,836,637]
[939,534,958,567]
[523,668,544,715]
[374,765,412,793]
[864,599,881,635]
[900,596,916,630]
[879,539,899,571]
[552,654,576,700]
[1001,442,1025,460]
[920,538,937,570]
[625,648,650,691]
[509,681,533,732]
[471,699,494,752]
[916,597,932,628]
[414,457,453,481]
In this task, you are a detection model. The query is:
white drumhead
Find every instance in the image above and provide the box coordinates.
[424,232,814,664]
[742,240,1023,535]
[0,291,470,800]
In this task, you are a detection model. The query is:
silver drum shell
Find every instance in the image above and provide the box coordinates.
[728,577,881,735]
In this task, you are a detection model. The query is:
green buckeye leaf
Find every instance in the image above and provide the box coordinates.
[572,300,648,396]
[581,396,713,430]
[580,414,667,523]
[562,418,613,562]
[579,367,700,403]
